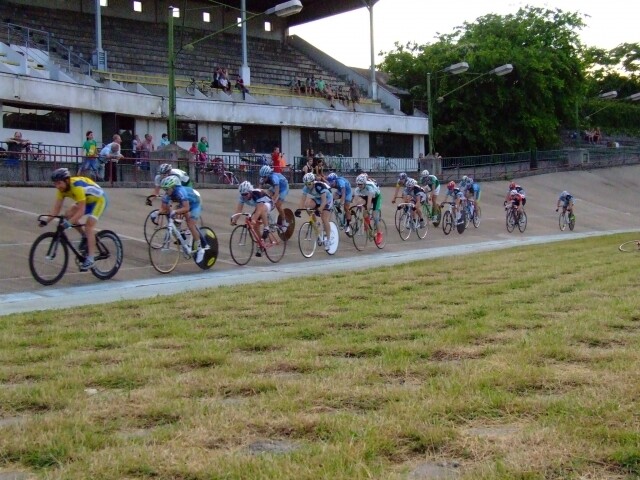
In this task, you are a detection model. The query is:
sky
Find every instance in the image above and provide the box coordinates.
[289,0,639,69]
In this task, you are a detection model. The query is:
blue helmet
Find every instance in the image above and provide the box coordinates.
[259,165,272,177]
[326,172,337,184]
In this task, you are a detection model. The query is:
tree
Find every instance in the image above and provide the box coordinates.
[379,7,588,156]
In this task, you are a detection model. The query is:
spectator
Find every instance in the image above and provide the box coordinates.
[211,67,222,89]
[197,136,209,169]
[302,155,314,174]
[349,80,360,111]
[313,153,325,181]
[5,131,31,165]
[159,133,170,147]
[132,134,141,160]
[305,75,316,96]
[219,68,231,93]
[274,151,286,174]
[325,83,336,108]
[271,146,280,167]
[235,75,249,100]
[98,141,123,182]
[289,74,301,95]
[139,133,155,159]
[316,76,326,96]
[593,127,601,144]
[78,130,99,178]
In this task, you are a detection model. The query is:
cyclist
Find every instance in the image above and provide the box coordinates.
[158,176,209,263]
[505,181,526,206]
[391,172,408,204]
[150,163,191,198]
[464,176,481,216]
[326,172,353,234]
[458,175,472,192]
[440,181,465,222]
[259,165,289,229]
[353,173,383,243]
[420,169,441,221]
[556,191,575,220]
[505,189,526,218]
[295,172,334,251]
[403,178,427,227]
[231,181,273,256]
[78,130,99,179]
[40,168,107,272]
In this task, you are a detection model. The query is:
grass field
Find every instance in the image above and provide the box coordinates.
[1,234,639,480]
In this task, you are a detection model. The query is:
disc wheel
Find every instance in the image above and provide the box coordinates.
[195,227,219,270]
[229,224,254,265]
[298,222,317,258]
[29,232,69,286]
[456,211,466,234]
[149,227,180,274]
[442,211,453,235]
[398,212,412,241]
[264,228,287,263]
[277,208,295,241]
[91,230,123,280]
[619,240,640,252]
[325,222,339,255]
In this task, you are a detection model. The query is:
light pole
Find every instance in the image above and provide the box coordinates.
[167,0,303,143]
[427,63,513,155]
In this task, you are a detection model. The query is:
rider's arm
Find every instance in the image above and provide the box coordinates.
[46,198,64,224]
[272,184,281,204]
[318,192,327,212]
[68,200,86,224]
[231,202,244,224]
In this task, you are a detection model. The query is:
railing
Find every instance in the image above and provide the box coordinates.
[2,22,92,75]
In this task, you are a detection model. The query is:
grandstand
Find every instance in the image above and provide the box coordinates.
[0,0,427,170]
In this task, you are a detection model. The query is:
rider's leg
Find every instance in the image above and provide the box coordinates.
[321,209,332,246]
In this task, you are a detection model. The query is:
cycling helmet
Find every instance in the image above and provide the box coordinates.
[160,176,179,190]
[51,168,71,182]
[421,169,429,178]
[239,181,253,194]
[356,173,368,186]
[461,175,468,183]
[405,178,417,188]
[509,182,516,190]
[303,172,315,184]
[397,172,407,182]
[326,172,337,184]
[259,165,273,177]
[468,177,474,184]
[447,181,456,190]
[158,163,172,175]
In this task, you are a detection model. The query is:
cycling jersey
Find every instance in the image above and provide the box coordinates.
[331,177,353,203]
[458,178,472,191]
[154,168,190,187]
[302,181,333,210]
[421,174,441,195]
[238,189,273,209]
[162,185,202,220]
[559,191,573,207]
[404,185,427,204]
[56,176,107,219]
[262,172,289,201]
[510,185,526,198]
[354,180,382,211]
[467,183,481,201]
[444,187,464,202]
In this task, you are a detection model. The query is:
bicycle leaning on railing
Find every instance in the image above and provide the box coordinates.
[295,208,339,257]
[229,212,287,265]
[147,214,218,274]
[29,215,123,285]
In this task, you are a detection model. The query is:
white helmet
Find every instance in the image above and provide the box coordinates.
[239,181,252,194]
[355,173,368,186]
[462,175,468,183]
[303,172,315,184]
[405,178,417,188]
[421,169,429,177]
[259,165,273,177]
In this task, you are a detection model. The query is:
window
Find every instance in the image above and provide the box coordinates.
[100,0,107,6]
[264,21,271,32]
[301,129,352,157]
[368,132,412,158]
[222,124,280,153]
[203,12,210,22]
[2,103,69,133]
[237,17,242,27]
[172,7,180,18]
[175,121,197,143]
[133,1,142,12]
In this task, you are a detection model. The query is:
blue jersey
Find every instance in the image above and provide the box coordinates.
[332,177,353,202]
[162,185,200,210]
[238,189,272,207]
[559,191,573,203]
[302,181,333,204]
[263,172,289,200]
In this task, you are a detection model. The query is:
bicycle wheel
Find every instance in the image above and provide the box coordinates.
[374,219,387,249]
[569,214,575,231]
[186,83,196,96]
[394,206,405,233]
[432,204,442,227]
[229,224,254,265]
[472,204,481,228]
[149,227,180,274]
[144,209,166,244]
[416,216,428,239]
[277,209,295,241]
[29,232,69,286]
[264,228,287,263]
[518,210,528,232]
[559,212,567,231]
[351,213,368,251]
[298,221,317,258]
[506,210,516,233]
[195,227,219,270]
[442,211,453,235]
[457,211,466,234]
[91,230,123,280]
[398,212,412,241]
[619,240,640,252]
[325,222,339,255]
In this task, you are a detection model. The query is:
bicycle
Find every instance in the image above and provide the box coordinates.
[465,198,481,228]
[331,201,354,237]
[229,212,287,265]
[143,195,202,245]
[371,157,398,172]
[505,203,527,233]
[186,77,212,97]
[29,215,123,285]
[148,214,218,274]
[218,170,239,185]
[558,206,575,231]
[27,142,49,162]
[268,207,295,241]
[441,201,466,235]
[396,202,428,240]
[422,194,442,227]
[296,208,339,258]
[619,240,640,252]
[350,205,387,251]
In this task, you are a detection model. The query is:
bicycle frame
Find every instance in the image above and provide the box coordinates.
[296,208,338,257]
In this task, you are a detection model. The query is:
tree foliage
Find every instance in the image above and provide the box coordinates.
[379,7,593,155]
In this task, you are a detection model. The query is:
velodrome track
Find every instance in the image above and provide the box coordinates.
[1,165,639,315]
